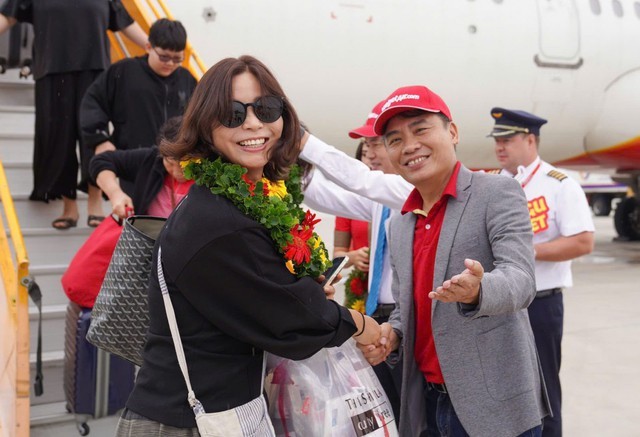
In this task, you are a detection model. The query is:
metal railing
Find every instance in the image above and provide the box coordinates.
[0,162,30,437]
[109,0,206,80]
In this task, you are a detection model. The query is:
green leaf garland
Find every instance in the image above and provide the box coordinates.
[184,158,332,278]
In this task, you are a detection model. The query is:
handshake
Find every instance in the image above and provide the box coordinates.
[351,316,399,367]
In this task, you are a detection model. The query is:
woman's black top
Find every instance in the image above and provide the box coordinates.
[1,0,133,79]
[89,146,164,215]
[126,184,357,428]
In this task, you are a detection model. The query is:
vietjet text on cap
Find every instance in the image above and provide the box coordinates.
[373,85,452,135]
[348,100,386,139]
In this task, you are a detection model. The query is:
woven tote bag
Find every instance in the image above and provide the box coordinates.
[86,216,166,366]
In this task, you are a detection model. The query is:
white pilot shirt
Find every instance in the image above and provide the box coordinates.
[500,157,594,291]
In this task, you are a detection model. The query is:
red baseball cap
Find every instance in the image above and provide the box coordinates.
[373,85,452,135]
[348,100,385,139]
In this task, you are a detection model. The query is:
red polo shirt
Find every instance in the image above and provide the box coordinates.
[401,161,460,384]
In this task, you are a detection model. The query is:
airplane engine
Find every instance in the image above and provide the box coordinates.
[584,69,640,170]
[585,69,640,240]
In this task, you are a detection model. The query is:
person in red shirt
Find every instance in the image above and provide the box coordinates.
[360,86,550,437]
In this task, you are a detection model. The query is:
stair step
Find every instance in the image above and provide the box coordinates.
[28,264,70,307]
[0,104,34,113]
[0,131,33,140]
[5,196,110,231]
[0,108,35,134]
[28,305,67,355]
[1,161,31,169]
[3,165,34,193]
[0,82,34,106]
[29,304,67,319]
[0,80,34,90]
[20,228,92,267]
[30,264,68,275]
[0,69,35,86]
[31,403,120,435]
[0,132,33,162]
[21,227,93,237]
[30,402,75,427]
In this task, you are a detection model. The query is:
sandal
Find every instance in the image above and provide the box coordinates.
[52,217,78,230]
[87,215,105,228]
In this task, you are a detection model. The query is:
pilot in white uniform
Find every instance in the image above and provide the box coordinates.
[489,108,595,437]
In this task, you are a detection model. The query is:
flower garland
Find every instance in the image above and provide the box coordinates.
[183,158,332,278]
[343,268,368,313]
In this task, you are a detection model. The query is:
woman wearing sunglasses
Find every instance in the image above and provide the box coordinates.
[115,56,381,436]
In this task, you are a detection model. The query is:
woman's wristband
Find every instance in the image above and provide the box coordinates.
[353,312,366,337]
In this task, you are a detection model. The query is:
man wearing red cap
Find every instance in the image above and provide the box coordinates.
[362,86,550,436]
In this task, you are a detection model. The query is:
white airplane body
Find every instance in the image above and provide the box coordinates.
[165,0,640,234]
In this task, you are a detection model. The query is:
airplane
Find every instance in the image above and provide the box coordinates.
[1,2,639,435]
[162,0,640,239]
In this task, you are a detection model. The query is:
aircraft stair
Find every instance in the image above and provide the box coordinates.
[0,2,205,435]
[0,68,110,433]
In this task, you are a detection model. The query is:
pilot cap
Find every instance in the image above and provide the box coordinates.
[373,85,452,135]
[488,108,548,137]
[348,100,385,139]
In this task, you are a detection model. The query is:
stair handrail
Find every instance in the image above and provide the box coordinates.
[0,160,31,437]
[108,0,206,80]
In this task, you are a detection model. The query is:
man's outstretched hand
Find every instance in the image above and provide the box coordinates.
[429,258,484,305]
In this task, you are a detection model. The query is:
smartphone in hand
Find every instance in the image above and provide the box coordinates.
[321,256,350,286]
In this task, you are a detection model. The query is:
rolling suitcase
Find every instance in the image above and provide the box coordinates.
[0,21,34,76]
[64,302,136,436]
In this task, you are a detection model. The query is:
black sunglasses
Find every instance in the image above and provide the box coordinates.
[222,96,284,128]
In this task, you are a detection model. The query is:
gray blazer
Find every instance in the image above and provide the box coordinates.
[387,165,551,437]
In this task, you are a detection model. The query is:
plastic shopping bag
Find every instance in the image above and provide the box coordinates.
[265,339,398,437]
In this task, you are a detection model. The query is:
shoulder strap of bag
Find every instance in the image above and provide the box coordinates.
[156,247,266,413]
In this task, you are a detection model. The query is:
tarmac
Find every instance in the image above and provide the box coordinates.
[561,216,639,436]
[30,214,640,437]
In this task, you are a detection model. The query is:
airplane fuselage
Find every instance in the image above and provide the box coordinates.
[166,0,640,173]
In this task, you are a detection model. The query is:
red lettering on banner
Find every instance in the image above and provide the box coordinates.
[528,196,549,234]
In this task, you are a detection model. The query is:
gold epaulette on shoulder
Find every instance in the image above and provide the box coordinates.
[486,169,501,174]
[546,169,567,181]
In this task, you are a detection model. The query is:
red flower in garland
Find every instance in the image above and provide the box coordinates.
[284,225,313,264]
[349,277,366,296]
[241,174,269,196]
[302,210,320,230]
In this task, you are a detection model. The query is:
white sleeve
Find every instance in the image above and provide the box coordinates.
[303,169,375,222]
[300,134,413,209]
[557,179,595,236]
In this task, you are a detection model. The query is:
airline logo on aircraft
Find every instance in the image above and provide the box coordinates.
[382,94,420,111]
[492,112,503,118]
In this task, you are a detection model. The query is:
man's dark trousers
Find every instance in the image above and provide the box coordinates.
[528,291,563,437]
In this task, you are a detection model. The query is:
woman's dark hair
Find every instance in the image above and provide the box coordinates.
[148,18,188,51]
[164,55,301,180]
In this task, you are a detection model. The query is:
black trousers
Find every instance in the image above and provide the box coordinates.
[31,70,101,202]
[528,291,564,437]
[371,312,402,426]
